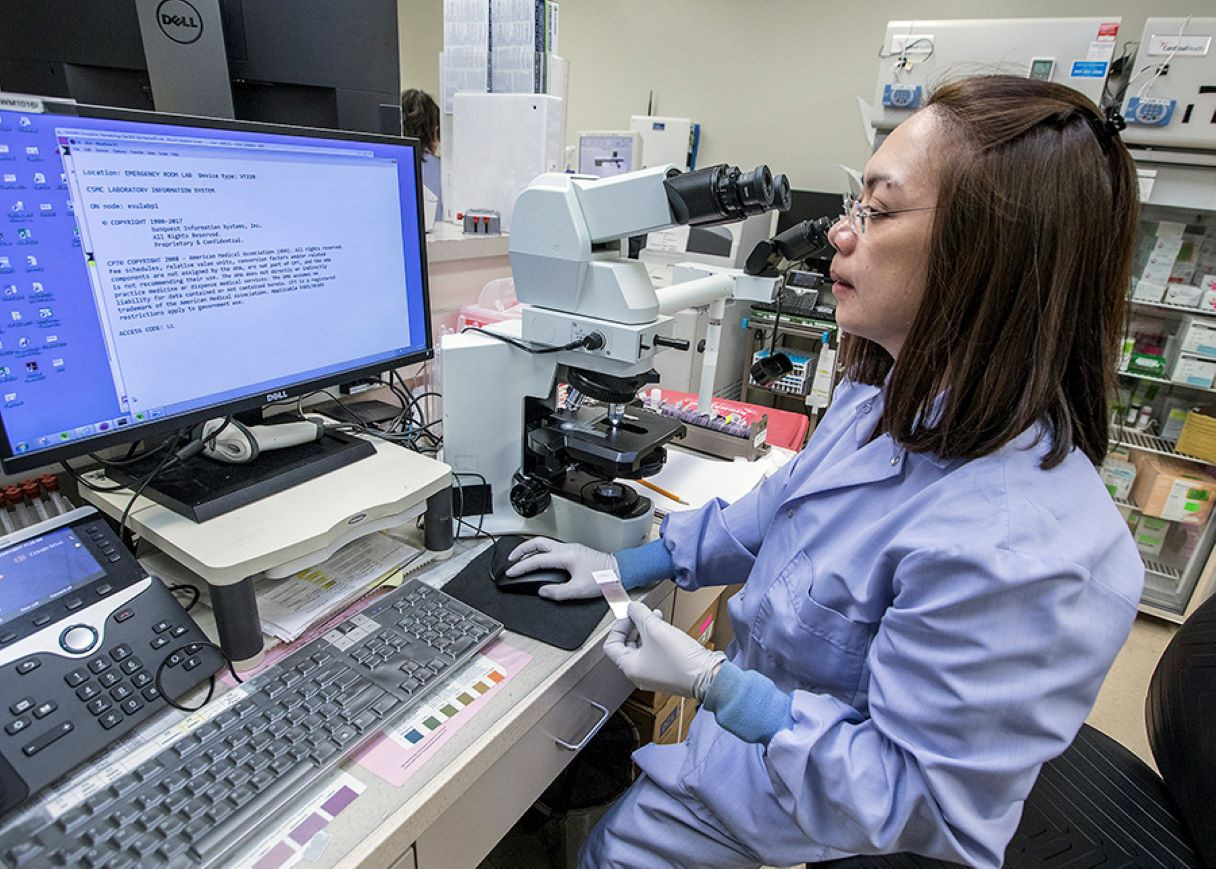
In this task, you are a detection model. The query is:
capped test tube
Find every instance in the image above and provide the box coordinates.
[39,474,72,515]
[22,479,49,523]
[4,485,31,529]
[0,491,13,535]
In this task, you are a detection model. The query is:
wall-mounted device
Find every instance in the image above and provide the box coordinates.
[873,18,1122,132]
[577,131,643,178]
[1120,17,1216,150]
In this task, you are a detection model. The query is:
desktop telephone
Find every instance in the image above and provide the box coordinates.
[0,507,222,815]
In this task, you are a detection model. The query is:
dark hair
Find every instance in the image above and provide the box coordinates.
[401,88,439,154]
[840,75,1139,469]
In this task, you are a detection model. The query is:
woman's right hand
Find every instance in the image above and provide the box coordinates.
[504,538,616,601]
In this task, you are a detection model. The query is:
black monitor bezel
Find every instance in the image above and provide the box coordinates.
[0,98,433,474]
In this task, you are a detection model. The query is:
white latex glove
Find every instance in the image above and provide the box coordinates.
[504,538,616,601]
[603,601,727,701]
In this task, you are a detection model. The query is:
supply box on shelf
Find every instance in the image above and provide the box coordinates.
[1129,450,1216,525]
[1176,411,1216,463]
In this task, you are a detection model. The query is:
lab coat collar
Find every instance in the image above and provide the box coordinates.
[860,378,952,469]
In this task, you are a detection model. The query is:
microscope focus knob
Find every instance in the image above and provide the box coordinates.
[510,475,551,518]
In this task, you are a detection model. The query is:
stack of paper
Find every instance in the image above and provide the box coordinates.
[622,448,787,518]
[256,532,423,642]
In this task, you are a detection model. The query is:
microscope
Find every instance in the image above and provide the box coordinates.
[442,163,790,551]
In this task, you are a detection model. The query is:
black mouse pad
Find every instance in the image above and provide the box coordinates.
[442,536,610,651]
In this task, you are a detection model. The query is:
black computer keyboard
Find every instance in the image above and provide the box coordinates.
[0,578,503,868]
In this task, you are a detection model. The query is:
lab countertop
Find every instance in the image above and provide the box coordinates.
[425,221,510,264]
[211,538,669,867]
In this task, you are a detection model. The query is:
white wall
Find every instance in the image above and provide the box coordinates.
[399,0,443,101]
[400,1,1198,190]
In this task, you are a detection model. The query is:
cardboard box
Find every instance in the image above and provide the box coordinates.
[627,598,718,712]
[1100,457,1136,500]
[1179,315,1216,359]
[1130,451,1216,524]
[622,694,684,746]
[1177,411,1216,463]
[1172,355,1216,389]
[1135,514,1169,556]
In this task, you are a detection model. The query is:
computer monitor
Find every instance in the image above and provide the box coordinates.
[0,96,431,483]
[577,131,642,178]
[0,0,401,135]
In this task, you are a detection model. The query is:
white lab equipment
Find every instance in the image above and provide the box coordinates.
[451,92,565,231]
[1120,17,1216,151]
[577,130,643,178]
[872,17,1123,133]
[442,163,789,551]
[629,115,699,170]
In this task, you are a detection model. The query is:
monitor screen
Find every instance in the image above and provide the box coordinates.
[0,101,430,470]
[578,134,637,178]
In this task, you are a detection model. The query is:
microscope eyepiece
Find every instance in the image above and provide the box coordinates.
[665,164,791,228]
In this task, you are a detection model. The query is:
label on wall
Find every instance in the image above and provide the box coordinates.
[1147,34,1212,56]
[1070,61,1109,78]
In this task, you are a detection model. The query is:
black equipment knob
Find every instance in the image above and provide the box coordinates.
[510,474,551,518]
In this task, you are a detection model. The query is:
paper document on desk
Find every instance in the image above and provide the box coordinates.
[622,448,782,517]
[257,533,422,643]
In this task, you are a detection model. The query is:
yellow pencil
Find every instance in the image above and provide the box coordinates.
[638,478,689,505]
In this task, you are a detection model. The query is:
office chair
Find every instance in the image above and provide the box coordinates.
[816,592,1216,868]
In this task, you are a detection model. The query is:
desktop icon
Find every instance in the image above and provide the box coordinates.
[13,443,26,454]
[18,337,29,348]
[2,285,14,297]
[36,436,50,447]
[0,145,8,154]
[74,424,93,437]
[32,173,45,185]
[4,393,16,402]
[10,311,21,321]
[58,431,71,441]
[16,229,30,241]
[24,256,36,267]
[24,361,36,373]
[59,173,66,184]
[17,117,30,128]
[37,308,51,319]
[0,258,10,271]
[1,174,15,184]
[97,420,111,432]
[0,367,10,377]
[115,417,130,427]
[45,335,57,344]
[24,147,38,156]
[134,412,147,422]
[52,358,64,368]
[10,201,22,212]
[38,203,51,213]
[31,282,43,293]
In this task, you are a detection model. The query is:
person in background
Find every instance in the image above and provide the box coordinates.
[506,74,1143,868]
[402,88,441,225]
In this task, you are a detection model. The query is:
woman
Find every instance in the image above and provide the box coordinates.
[506,75,1142,867]
[401,88,441,223]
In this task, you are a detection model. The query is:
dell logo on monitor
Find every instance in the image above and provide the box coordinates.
[156,0,204,45]
[265,390,289,402]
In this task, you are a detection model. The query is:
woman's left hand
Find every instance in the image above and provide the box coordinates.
[603,601,726,701]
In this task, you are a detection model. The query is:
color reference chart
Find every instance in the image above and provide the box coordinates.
[237,772,366,869]
[356,639,533,787]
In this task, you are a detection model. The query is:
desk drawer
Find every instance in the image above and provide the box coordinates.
[414,652,636,869]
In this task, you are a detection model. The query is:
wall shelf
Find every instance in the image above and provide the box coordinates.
[1109,428,1208,464]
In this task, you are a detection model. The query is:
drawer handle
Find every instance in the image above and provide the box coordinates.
[554,699,611,751]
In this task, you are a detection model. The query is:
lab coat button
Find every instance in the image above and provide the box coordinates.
[786,510,794,519]
[860,403,872,414]
[890,455,900,466]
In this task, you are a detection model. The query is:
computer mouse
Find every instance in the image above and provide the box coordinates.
[489,535,570,595]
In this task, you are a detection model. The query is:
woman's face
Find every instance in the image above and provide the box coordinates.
[827,110,941,361]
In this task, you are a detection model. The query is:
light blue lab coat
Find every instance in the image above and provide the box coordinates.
[585,378,1142,868]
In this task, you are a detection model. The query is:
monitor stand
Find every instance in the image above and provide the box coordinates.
[107,430,375,522]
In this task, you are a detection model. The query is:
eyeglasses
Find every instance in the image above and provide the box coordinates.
[840,192,936,235]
